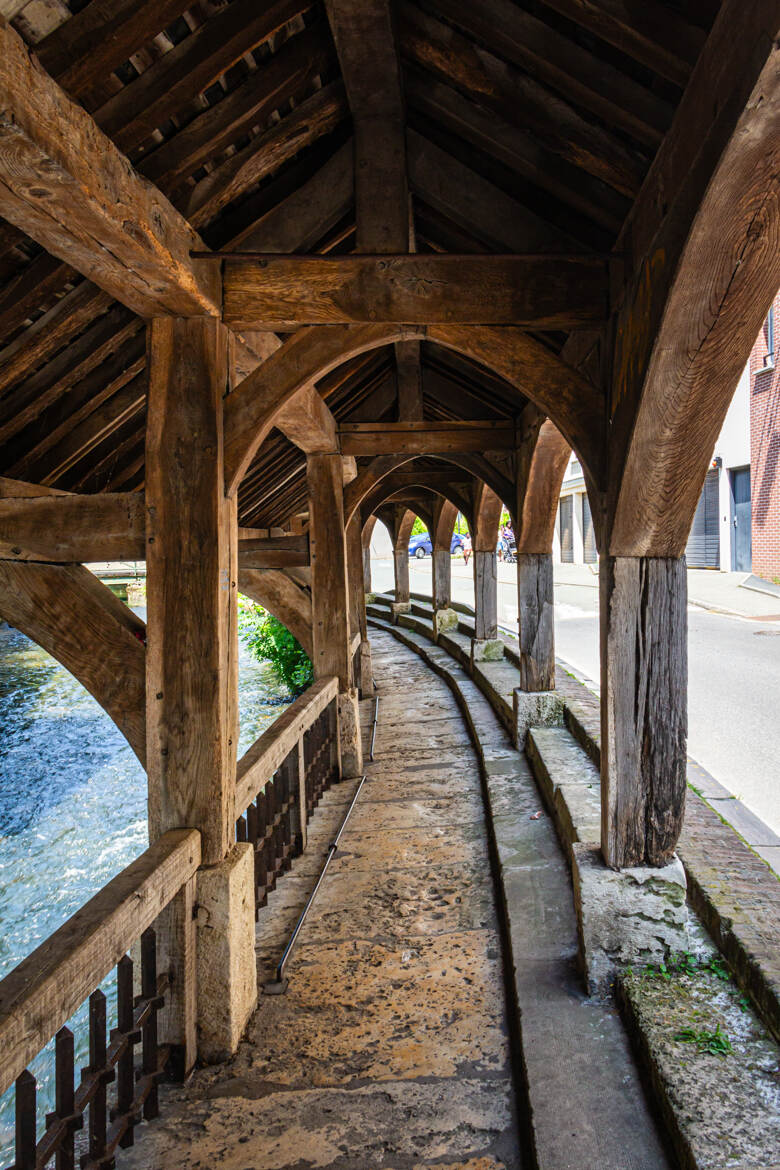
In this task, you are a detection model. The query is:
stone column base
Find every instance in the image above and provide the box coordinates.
[470,637,504,664]
[338,687,363,778]
[196,842,257,1063]
[432,606,458,639]
[390,601,411,623]
[572,843,689,997]
[513,689,564,749]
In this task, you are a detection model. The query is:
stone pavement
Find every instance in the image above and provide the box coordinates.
[124,631,523,1169]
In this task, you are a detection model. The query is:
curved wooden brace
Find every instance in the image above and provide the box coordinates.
[517,421,572,554]
[238,567,313,657]
[473,483,504,551]
[0,562,146,764]
[393,507,418,552]
[611,39,780,555]
[361,514,378,547]
[223,322,604,494]
[433,498,459,551]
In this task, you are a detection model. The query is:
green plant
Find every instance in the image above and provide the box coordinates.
[411,515,427,536]
[673,1022,732,1057]
[238,596,313,696]
[641,952,730,982]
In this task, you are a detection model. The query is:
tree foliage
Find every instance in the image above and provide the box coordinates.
[411,515,427,535]
[238,596,313,696]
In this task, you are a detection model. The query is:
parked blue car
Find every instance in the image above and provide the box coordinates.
[408,532,466,558]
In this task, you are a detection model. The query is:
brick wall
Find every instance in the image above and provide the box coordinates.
[749,290,780,581]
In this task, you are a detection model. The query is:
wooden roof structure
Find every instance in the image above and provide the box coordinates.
[2,0,773,537]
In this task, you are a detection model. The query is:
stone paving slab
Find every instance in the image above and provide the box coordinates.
[124,1079,517,1170]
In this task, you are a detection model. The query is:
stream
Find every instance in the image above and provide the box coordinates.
[0,611,289,1163]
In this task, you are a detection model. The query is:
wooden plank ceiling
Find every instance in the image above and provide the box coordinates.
[0,0,717,527]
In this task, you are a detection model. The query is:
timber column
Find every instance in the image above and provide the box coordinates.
[347,514,373,696]
[391,510,411,622]
[600,556,687,869]
[517,552,555,690]
[432,543,457,639]
[471,543,502,664]
[146,317,256,1066]
[308,453,363,777]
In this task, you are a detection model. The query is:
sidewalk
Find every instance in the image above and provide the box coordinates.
[549,561,780,620]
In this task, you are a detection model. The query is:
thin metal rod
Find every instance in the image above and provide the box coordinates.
[272,773,368,986]
[369,694,380,762]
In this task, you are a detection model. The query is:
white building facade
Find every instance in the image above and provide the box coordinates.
[554,365,752,572]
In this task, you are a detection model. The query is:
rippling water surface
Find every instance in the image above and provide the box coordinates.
[0,611,289,1163]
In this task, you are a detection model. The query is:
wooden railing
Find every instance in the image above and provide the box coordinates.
[234,677,339,914]
[0,828,200,1170]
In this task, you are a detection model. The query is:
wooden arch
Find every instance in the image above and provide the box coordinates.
[360,474,475,534]
[223,323,604,494]
[0,563,146,764]
[610,24,780,556]
[345,453,500,526]
[238,567,312,656]
[433,498,460,551]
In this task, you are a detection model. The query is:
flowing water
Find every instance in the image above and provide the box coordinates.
[0,612,289,1163]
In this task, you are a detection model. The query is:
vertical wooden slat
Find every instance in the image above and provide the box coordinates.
[15,1069,36,1170]
[55,1026,75,1170]
[141,929,159,1121]
[116,956,135,1149]
[88,990,107,1162]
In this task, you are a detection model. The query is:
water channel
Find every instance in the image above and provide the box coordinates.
[0,611,289,1163]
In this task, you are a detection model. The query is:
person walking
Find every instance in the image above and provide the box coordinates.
[462,531,472,566]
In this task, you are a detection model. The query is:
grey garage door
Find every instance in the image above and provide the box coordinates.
[686,469,720,569]
[559,496,573,563]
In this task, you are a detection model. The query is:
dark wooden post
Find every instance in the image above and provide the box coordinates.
[600,556,688,869]
[471,546,502,663]
[146,316,255,1066]
[432,546,451,612]
[517,552,555,691]
[347,514,373,696]
[308,453,363,777]
[391,512,411,620]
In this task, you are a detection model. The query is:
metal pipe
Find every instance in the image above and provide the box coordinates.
[369,694,380,761]
[263,773,368,994]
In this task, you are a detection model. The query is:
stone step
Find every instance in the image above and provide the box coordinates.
[526,725,601,857]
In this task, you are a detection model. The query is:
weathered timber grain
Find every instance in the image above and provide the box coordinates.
[600,557,687,869]
[0,828,200,1098]
[221,254,609,330]
[0,491,144,561]
[0,21,219,319]
[474,550,498,641]
[517,552,555,692]
[339,420,516,455]
[145,318,237,865]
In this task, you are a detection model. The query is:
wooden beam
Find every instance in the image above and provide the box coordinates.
[0,561,146,762]
[237,534,309,569]
[0,491,145,561]
[340,420,516,455]
[539,0,704,87]
[221,254,609,330]
[0,18,219,318]
[425,0,672,148]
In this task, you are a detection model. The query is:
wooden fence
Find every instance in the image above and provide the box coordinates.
[0,674,343,1168]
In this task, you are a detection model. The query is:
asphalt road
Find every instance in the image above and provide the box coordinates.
[372,557,780,835]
